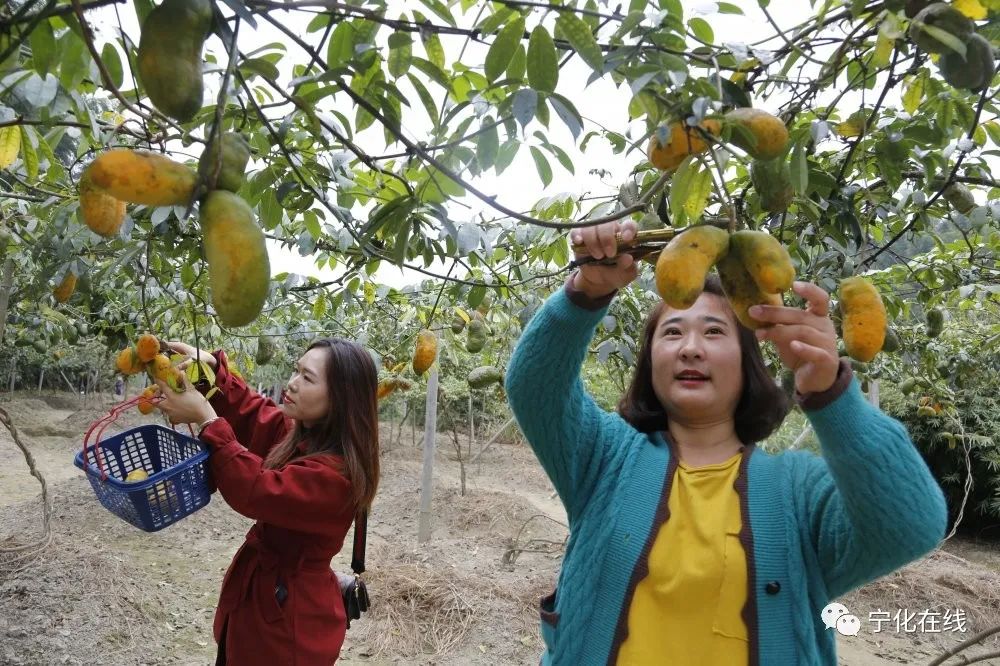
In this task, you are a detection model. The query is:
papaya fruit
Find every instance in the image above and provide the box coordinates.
[466,318,487,353]
[729,230,795,294]
[137,385,159,415]
[201,191,271,327]
[468,366,504,389]
[716,250,783,330]
[412,329,437,375]
[908,3,974,54]
[255,335,275,365]
[838,277,887,363]
[654,225,730,309]
[916,405,937,417]
[32,339,47,354]
[925,307,944,338]
[116,346,146,375]
[451,313,467,334]
[723,108,789,160]
[148,353,185,392]
[53,272,77,304]
[377,376,413,401]
[942,182,976,214]
[86,150,198,207]
[899,377,917,395]
[136,333,161,363]
[199,132,251,192]
[137,0,213,122]
[938,33,995,91]
[647,119,721,172]
[79,171,127,237]
[750,157,793,213]
[475,292,494,315]
[882,325,901,353]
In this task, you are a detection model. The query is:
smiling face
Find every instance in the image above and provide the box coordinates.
[650,292,744,424]
[282,346,331,427]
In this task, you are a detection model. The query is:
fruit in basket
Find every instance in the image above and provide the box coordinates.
[116,346,146,375]
[654,226,730,310]
[136,0,214,122]
[125,469,149,482]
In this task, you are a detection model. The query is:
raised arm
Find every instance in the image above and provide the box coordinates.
[791,365,947,599]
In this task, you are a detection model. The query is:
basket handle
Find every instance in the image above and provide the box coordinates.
[83,397,143,481]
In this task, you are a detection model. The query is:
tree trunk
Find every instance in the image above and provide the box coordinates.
[8,355,16,394]
[37,368,45,392]
[417,368,439,543]
[0,256,13,345]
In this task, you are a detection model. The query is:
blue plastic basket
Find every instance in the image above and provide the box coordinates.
[73,424,212,532]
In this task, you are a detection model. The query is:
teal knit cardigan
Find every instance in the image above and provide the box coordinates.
[505,287,947,666]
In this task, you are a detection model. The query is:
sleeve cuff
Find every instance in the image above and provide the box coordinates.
[564,273,617,311]
[796,358,853,411]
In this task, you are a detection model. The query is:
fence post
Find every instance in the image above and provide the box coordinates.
[417,368,439,543]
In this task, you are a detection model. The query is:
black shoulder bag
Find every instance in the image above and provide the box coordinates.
[342,511,370,628]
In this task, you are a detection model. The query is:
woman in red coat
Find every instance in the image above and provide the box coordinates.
[153,337,380,666]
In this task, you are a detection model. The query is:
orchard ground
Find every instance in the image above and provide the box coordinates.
[2,391,999,666]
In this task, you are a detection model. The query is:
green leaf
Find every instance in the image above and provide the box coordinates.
[530,146,552,186]
[0,126,20,169]
[133,0,155,23]
[790,140,809,195]
[477,119,499,171]
[101,43,123,89]
[419,0,458,27]
[19,126,38,182]
[423,33,446,70]
[527,25,558,93]
[917,23,967,58]
[312,292,328,320]
[902,73,925,115]
[688,17,714,44]
[392,219,411,265]
[28,19,56,77]
[387,31,413,78]
[407,73,439,127]
[507,43,527,81]
[872,32,893,68]
[511,88,537,128]
[548,93,583,140]
[485,15,525,82]
[555,13,604,72]
[327,22,355,69]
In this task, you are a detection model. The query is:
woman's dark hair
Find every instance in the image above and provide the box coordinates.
[264,338,380,510]
[617,274,790,444]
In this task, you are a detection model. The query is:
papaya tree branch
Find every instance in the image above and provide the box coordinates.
[4,0,123,24]
[835,48,901,187]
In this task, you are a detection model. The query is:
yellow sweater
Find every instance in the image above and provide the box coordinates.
[617,452,748,665]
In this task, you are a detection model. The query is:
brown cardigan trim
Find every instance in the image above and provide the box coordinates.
[606,435,680,664]
[734,444,760,666]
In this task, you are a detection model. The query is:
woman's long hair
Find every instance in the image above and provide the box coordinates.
[264,338,380,510]
[617,274,791,444]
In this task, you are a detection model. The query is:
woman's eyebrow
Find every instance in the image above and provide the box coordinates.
[662,315,729,326]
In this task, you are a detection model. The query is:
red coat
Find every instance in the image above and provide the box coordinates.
[197,351,356,665]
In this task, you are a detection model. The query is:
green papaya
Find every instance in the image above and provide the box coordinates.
[256,335,275,365]
[925,307,944,338]
[475,292,494,314]
[750,157,794,213]
[32,339,47,354]
[943,183,976,214]
[201,191,271,327]
[199,132,251,192]
[899,377,917,395]
[468,366,504,389]
[938,33,995,91]
[451,314,466,334]
[137,0,214,122]
[466,318,487,353]
[908,4,974,54]
[882,325,900,353]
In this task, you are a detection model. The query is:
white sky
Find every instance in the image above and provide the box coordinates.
[85,1,831,289]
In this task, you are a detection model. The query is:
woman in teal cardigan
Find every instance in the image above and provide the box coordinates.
[505,219,947,665]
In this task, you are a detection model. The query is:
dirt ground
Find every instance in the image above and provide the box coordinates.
[1,391,999,666]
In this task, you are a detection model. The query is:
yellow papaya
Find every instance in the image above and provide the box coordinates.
[201,190,271,327]
[53,272,77,303]
[654,226,730,309]
[716,251,783,330]
[79,172,127,237]
[839,276,887,363]
[729,230,795,294]
[199,132,251,192]
[86,150,197,207]
[750,157,793,213]
[136,333,161,363]
[137,0,213,122]
[377,376,413,401]
[724,108,789,160]
[412,329,437,375]
[647,119,721,172]
[137,385,159,414]
[116,346,146,375]
[148,353,185,392]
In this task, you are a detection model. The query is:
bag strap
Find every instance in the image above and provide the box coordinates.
[350,510,367,575]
